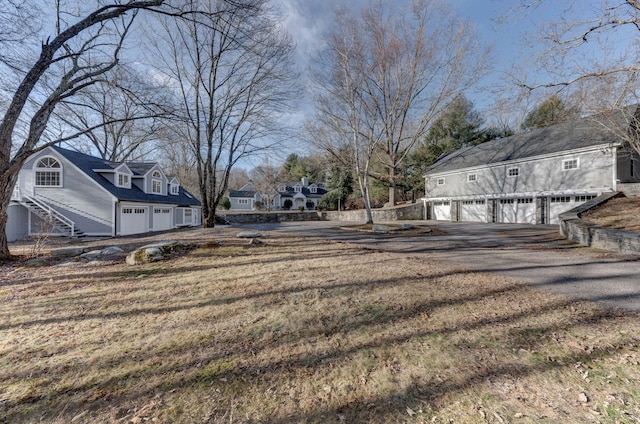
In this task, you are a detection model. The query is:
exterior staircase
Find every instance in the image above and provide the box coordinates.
[19,195,84,238]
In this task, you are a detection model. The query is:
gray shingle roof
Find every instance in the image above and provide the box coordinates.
[426,108,632,175]
[52,146,201,206]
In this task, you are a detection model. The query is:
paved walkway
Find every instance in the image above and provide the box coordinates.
[236,221,640,312]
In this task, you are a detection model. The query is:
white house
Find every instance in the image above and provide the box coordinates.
[423,108,640,224]
[228,177,327,210]
[6,146,202,241]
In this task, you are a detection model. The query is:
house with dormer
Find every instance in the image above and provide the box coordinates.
[228,177,327,210]
[6,146,201,241]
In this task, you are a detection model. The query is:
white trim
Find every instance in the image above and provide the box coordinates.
[562,158,579,171]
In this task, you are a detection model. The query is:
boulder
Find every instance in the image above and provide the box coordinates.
[237,231,263,239]
[126,241,193,265]
[50,247,87,257]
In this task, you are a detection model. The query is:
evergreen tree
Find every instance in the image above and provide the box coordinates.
[521,94,580,131]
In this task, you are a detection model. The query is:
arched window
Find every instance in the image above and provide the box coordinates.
[151,170,162,194]
[34,157,62,187]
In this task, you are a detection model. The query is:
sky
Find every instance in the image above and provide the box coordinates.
[270,0,626,127]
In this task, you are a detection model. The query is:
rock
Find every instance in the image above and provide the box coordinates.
[126,241,192,265]
[372,224,392,232]
[80,246,124,261]
[248,238,265,246]
[21,257,48,267]
[50,247,87,257]
[237,231,262,239]
[578,392,589,403]
[400,223,415,230]
[100,246,124,256]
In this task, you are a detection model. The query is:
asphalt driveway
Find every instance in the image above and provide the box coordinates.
[236,220,640,312]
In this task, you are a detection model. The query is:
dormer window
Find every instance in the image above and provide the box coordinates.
[170,183,179,195]
[294,184,302,193]
[34,157,62,187]
[152,171,162,194]
[309,184,317,194]
[116,173,130,188]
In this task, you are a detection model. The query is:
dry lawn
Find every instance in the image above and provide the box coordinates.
[582,196,640,233]
[1,228,640,423]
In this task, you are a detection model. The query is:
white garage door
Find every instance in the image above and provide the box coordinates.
[460,200,486,222]
[432,201,451,221]
[121,207,147,235]
[153,208,172,231]
[549,195,596,224]
[499,198,536,224]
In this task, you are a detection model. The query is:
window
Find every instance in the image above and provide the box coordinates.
[309,185,317,193]
[507,167,519,177]
[170,184,179,195]
[151,170,162,194]
[500,199,515,204]
[563,158,579,170]
[184,209,193,224]
[551,196,571,203]
[117,173,130,188]
[576,195,596,202]
[154,208,170,214]
[238,199,249,204]
[294,184,302,193]
[34,157,62,187]
[462,200,474,205]
[436,177,445,186]
[517,198,533,204]
[475,200,485,205]
[467,173,477,182]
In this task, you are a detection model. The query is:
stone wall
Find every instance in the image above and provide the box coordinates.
[559,192,640,255]
[218,210,321,224]
[219,202,424,224]
[618,182,640,196]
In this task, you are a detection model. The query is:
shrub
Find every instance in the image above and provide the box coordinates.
[254,201,262,210]
[220,196,231,210]
[305,200,315,210]
[283,199,292,210]
[298,205,305,212]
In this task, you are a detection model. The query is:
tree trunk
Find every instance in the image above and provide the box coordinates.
[0,199,11,260]
[388,166,397,206]
[0,174,16,259]
[203,206,216,228]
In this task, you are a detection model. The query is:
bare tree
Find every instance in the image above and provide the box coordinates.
[250,160,283,211]
[0,1,252,259]
[149,0,298,228]
[308,0,490,220]
[56,65,169,161]
[0,1,171,259]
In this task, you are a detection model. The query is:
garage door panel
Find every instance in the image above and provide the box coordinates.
[433,201,451,221]
[121,207,147,235]
[153,208,172,231]
[461,201,486,222]
[499,199,535,224]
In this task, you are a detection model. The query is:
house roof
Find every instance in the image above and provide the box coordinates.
[51,146,201,206]
[127,162,158,176]
[425,107,633,175]
[228,190,256,198]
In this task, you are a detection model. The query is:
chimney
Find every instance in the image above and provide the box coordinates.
[301,176,309,187]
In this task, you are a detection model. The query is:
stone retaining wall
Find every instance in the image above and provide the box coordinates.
[219,202,424,224]
[559,192,640,255]
[618,182,640,196]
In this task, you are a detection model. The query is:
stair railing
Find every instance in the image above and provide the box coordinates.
[23,194,76,237]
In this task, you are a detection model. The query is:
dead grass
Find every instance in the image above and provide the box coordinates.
[581,196,640,233]
[1,228,640,423]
